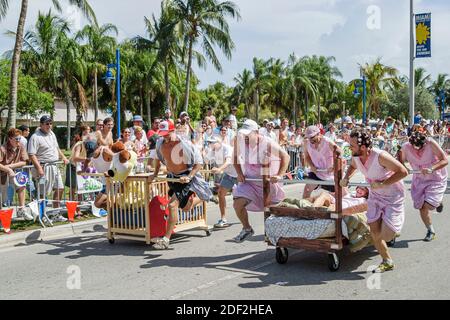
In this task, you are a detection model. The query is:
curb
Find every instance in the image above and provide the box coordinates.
[0,217,107,248]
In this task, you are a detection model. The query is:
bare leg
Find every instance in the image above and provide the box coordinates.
[218,187,228,220]
[233,197,251,229]
[166,195,179,239]
[303,183,318,199]
[420,202,434,228]
[17,188,26,207]
[53,189,64,208]
[369,220,395,262]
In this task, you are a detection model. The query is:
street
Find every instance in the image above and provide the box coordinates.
[1,173,449,300]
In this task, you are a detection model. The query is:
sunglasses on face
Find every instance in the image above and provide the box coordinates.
[11,136,21,141]
[44,122,52,126]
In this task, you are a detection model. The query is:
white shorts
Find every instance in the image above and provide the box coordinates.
[32,164,64,196]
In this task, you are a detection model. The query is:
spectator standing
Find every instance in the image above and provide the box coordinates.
[28,116,69,218]
[18,125,30,150]
[95,117,114,147]
[130,115,148,145]
[0,128,32,219]
[204,107,218,129]
[228,106,239,131]
[177,111,195,141]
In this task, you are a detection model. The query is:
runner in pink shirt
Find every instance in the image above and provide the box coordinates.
[341,129,408,273]
[400,131,448,242]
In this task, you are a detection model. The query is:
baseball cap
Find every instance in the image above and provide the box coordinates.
[158,121,175,137]
[133,115,143,122]
[305,126,320,139]
[85,140,97,158]
[165,108,171,114]
[239,119,259,136]
[179,111,189,118]
[40,115,52,123]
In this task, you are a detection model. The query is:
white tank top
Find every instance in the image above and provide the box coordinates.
[91,146,111,173]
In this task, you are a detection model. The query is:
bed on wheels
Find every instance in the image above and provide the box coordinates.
[263,147,371,271]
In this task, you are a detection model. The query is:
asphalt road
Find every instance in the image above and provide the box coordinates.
[1,171,449,300]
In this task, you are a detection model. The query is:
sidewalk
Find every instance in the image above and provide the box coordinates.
[0,217,107,248]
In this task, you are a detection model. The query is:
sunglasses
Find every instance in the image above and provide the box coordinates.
[44,122,52,126]
[12,136,21,141]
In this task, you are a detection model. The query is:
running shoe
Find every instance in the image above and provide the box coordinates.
[423,230,436,242]
[373,261,395,273]
[436,203,444,213]
[232,228,254,243]
[214,219,229,228]
[152,237,170,250]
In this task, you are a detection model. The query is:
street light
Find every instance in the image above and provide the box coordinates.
[353,71,367,124]
[436,90,446,121]
[103,48,121,139]
[341,101,346,130]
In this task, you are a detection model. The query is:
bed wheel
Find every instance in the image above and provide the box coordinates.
[108,238,115,244]
[205,230,212,236]
[327,253,340,271]
[276,247,289,264]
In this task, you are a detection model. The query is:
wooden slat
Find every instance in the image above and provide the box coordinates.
[269,206,342,220]
[277,237,342,253]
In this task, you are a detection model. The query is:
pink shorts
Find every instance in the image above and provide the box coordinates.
[366,195,405,234]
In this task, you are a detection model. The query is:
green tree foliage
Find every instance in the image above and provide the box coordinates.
[0,59,53,117]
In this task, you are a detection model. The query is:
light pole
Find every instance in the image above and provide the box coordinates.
[342,101,346,130]
[103,48,121,139]
[436,90,445,121]
[409,0,415,127]
[353,74,366,123]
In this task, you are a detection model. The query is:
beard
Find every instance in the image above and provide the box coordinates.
[352,149,363,157]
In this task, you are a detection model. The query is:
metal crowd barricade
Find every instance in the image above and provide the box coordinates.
[286,145,303,176]
[106,173,211,245]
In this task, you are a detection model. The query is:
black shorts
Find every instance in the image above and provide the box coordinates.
[167,171,194,209]
[308,172,335,192]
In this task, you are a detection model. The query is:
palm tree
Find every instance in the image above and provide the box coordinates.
[250,57,271,122]
[356,58,400,118]
[22,11,87,148]
[233,69,253,116]
[142,2,184,110]
[2,0,97,129]
[168,0,241,112]
[415,67,432,88]
[76,23,118,122]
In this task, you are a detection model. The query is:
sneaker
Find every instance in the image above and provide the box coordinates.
[214,219,229,228]
[424,230,436,242]
[373,261,395,273]
[152,237,170,250]
[210,195,219,205]
[232,228,254,243]
[52,214,68,223]
[18,207,34,221]
[436,203,444,213]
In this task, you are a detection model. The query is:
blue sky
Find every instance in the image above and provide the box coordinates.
[1,0,449,88]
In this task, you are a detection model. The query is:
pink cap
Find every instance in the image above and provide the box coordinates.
[305,125,320,139]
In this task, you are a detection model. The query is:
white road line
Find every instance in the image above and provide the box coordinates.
[167,250,303,300]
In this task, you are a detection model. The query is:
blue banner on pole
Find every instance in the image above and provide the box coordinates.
[415,13,431,58]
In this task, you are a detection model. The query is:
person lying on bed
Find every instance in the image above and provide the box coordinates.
[278,186,369,214]
[307,186,369,214]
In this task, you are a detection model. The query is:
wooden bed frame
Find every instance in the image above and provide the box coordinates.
[263,146,345,271]
[106,173,211,245]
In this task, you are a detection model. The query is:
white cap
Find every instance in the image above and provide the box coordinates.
[239,119,259,136]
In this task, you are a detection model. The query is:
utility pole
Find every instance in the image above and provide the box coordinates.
[409,0,415,127]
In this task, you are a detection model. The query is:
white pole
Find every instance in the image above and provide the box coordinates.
[409,0,415,127]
